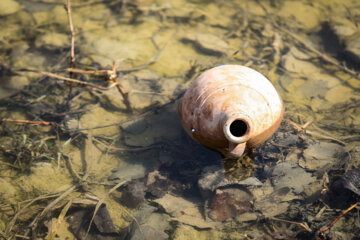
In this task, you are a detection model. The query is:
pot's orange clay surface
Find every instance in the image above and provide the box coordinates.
[179,65,284,157]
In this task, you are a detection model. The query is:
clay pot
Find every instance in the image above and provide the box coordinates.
[179,65,283,157]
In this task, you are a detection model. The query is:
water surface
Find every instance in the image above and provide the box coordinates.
[0,0,359,239]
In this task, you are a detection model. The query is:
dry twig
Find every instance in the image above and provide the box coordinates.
[4,192,63,236]
[318,201,360,239]
[108,60,132,112]
[1,118,57,127]
[287,119,346,145]
[47,198,74,239]
[41,71,119,90]
[24,185,77,237]
[276,26,360,80]
[92,137,154,152]
[270,217,312,232]
[64,0,76,107]
[64,61,133,111]
[315,206,327,221]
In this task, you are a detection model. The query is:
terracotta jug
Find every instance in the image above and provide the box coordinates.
[179,65,284,157]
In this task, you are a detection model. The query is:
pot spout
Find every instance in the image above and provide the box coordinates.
[222,113,252,157]
[228,142,247,157]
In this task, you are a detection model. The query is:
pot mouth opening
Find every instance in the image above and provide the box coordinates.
[223,116,251,144]
[229,119,248,137]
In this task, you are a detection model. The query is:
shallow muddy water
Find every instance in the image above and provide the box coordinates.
[0,0,360,239]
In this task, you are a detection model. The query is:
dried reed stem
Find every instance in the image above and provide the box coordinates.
[1,118,56,127]
[277,26,360,80]
[318,201,360,239]
[64,0,76,108]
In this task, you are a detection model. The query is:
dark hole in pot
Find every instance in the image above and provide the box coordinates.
[229,120,248,137]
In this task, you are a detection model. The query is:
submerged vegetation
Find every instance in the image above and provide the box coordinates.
[0,0,360,239]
